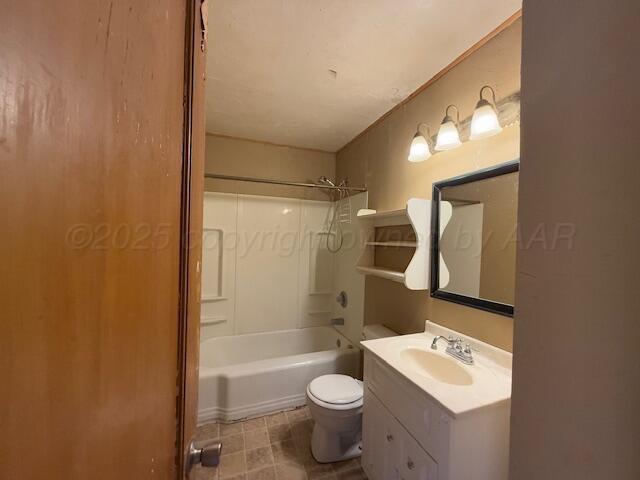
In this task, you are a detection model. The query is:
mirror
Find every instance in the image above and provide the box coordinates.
[430,161,519,316]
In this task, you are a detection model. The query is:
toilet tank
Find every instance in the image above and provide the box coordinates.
[361,324,397,341]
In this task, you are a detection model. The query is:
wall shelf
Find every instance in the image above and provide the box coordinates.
[356,198,431,290]
[355,266,406,283]
[365,241,418,248]
[357,208,406,221]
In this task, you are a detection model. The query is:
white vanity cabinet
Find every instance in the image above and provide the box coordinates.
[362,350,510,480]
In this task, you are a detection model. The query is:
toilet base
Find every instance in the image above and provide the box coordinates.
[310,422,362,464]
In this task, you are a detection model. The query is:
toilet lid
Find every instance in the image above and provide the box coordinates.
[308,374,363,405]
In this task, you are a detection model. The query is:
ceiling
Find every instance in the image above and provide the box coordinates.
[205,0,521,152]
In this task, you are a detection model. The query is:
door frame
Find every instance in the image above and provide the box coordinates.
[177,0,206,477]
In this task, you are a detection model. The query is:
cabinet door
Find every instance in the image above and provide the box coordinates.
[399,431,438,480]
[383,406,403,480]
[363,388,402,480]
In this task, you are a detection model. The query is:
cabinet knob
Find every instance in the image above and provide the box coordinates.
[386,434,394,442]
[407,458,415,470]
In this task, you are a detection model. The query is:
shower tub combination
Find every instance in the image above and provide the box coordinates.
[198,326,360,424]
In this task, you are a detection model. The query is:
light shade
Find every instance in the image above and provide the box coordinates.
[435,105,462,151]
[435,119,461,151]
[470,100,502,140]
[470,86,502,140]
[408,133,431,162]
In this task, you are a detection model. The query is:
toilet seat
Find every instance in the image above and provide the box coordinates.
[307,374,363,410]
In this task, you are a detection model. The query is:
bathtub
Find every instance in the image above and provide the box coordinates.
[198,326,360,423]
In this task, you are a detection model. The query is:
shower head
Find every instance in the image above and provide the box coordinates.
[317,176,336,187]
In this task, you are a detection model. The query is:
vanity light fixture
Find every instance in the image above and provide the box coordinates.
[407,124,433,163]
[470,85,503,140]
[434,105,462,151]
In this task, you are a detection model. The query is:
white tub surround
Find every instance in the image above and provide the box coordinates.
[201,192,368,347]
[201,193,331,339]
[201,193,238,337]
[198,326,360,423]
[361,321,512,480]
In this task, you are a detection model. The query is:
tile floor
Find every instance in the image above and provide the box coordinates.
[193,405,367,480]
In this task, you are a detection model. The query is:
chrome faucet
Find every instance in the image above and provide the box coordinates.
[431,335,474,365]
[431,335,455,350]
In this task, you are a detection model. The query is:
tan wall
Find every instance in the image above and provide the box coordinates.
[337,20,522,351]
[205,134,336,201]
[510,1,640,478]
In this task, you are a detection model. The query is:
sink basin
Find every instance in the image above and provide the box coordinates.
[400,348,473,386]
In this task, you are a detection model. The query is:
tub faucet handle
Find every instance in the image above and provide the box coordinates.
[336,291,348,308]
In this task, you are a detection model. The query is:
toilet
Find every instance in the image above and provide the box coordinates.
[306,324,397,463]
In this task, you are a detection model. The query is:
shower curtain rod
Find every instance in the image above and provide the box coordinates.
[204,173,368,192]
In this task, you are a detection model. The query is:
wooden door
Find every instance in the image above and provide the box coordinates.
[0,1,204,479]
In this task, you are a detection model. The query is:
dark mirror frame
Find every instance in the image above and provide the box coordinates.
[430,160,520,317]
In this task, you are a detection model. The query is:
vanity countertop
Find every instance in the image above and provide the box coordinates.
[361,321,512,417]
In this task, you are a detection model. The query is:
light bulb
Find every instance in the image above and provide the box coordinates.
[408,133,431,162]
